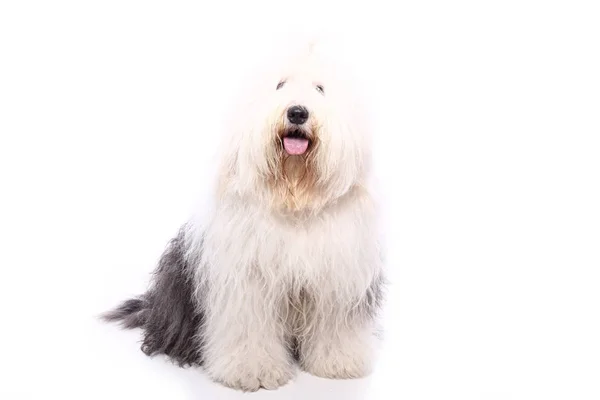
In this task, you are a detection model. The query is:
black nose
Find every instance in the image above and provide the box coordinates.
[287,106,309,125]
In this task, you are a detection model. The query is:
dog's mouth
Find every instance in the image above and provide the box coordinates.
[281,129,311,156]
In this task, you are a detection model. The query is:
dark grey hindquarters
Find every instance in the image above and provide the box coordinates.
[103,226,205,366]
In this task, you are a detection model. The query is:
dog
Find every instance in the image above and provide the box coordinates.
[104,41,385,392]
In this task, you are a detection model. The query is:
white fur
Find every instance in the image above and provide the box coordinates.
[185,42,383,391]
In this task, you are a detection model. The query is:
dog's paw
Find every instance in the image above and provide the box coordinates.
[209,361,296,392]
[301,349,372,380]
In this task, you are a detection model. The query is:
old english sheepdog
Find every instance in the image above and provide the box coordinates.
[104,42,385,392]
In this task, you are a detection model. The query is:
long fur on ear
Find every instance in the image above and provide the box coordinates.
[103,226,205,366]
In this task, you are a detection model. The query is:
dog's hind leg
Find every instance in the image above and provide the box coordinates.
[103,225,205,367]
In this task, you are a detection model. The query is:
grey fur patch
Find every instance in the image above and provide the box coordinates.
[103,226,205,366]
[359,273,387,320]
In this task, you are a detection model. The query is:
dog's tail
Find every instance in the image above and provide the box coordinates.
[102,297,148,329]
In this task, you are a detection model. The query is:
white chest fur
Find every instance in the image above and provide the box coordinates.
[200,188,382,301]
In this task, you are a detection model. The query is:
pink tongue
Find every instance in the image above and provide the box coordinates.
[283,137,309,155]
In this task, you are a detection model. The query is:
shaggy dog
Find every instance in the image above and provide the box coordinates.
[104,42,385,392]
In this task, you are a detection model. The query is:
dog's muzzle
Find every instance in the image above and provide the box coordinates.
[282,105,311,155]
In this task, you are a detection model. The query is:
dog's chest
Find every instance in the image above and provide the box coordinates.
[258,208,376,281]
[203,194,379,288]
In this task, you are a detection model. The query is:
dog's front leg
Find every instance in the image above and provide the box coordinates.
[299,314,375,380]
[202,278,295,391]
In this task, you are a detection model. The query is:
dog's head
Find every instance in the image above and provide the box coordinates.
[220,42,372,213]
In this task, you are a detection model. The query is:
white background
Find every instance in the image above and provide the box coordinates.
[1,1,599,399]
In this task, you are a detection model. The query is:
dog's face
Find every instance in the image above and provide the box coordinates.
[273,75,323,159]
[221,46,371,213]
